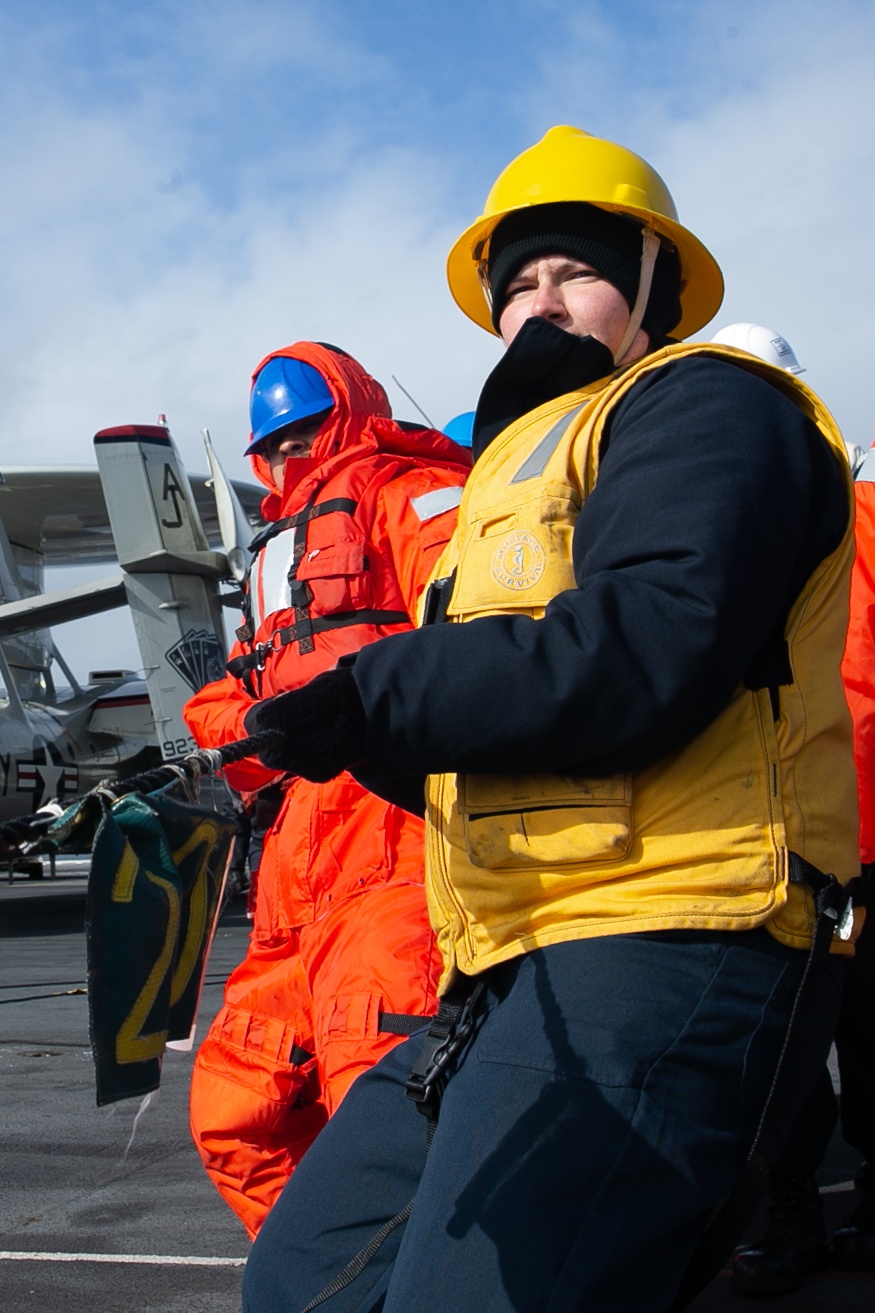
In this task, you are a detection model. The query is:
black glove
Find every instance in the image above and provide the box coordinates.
[243,668,368,782]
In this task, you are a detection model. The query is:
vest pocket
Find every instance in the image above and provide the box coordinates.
[447,487,579,617]
[294,541,371,614]
[456,772,633,869]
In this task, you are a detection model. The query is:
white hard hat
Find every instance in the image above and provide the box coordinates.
[711,322,805,374]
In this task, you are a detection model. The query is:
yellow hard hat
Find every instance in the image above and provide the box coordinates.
[446,125,724,340]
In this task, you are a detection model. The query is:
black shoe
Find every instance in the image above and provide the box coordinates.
[731,1173,829,1297]
[226,865,251,900]
[831,1161,875,1270]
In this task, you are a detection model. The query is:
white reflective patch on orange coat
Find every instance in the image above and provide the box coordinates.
[251,526,297,631]
[410,485,464,523]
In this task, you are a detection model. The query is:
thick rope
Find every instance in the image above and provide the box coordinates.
[0,731,277,852]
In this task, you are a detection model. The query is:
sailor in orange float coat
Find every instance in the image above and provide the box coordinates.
[184,341,470,1238]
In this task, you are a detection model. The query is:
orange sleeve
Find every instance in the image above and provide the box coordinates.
[842,476,875,860]
[372,470,465,619]
[183,644,283,794]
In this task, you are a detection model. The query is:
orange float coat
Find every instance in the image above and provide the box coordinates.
[843,448,875,861]
[184,343,470,1237]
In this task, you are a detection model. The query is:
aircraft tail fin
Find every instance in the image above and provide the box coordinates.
[201,428,253,583]
[94,425,231,761]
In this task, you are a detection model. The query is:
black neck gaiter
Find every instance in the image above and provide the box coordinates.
[471,318,615,461]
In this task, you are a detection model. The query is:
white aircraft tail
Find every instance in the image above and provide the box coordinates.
[94,424,232,761]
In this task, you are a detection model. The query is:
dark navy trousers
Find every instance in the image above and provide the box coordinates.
[244,931,842,1313]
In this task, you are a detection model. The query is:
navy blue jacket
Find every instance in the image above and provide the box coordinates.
[350,324,849,796]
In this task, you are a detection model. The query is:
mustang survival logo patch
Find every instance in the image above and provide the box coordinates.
[490,530,546,591]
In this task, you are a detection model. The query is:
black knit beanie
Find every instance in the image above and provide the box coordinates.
[487,201,682,339]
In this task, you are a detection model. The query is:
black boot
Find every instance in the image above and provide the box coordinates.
[731,1173,828,1296]
[831,1161,875,1270]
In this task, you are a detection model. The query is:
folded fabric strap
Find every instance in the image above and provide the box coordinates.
[289,1015,430,1066]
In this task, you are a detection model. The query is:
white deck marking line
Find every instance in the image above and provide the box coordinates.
[821,1180,856,1194]
[0,1252,246,1266]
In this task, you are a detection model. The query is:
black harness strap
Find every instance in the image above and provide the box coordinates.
[240,497,361,668]
[378,1011,432,1037]
[225,609,410,681]
[289,1011,427,1069]
[286,499,358,655]
[247,499,358,554]
[231,491,410,689]
[405,977,486,1122]
[668,854,852,1311]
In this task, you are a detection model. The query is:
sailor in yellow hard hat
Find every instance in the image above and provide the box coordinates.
[243,126,857,1313]
[447,123,723,347]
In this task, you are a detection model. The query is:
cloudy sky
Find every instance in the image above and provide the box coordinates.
[2,0,873,672]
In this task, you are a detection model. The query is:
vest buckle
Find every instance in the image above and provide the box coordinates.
[405,980,485,1122]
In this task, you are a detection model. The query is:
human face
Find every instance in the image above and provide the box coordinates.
[497,254,649,364]
[265,412,329,482]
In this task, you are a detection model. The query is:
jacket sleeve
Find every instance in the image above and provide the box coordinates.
[351,357,849,778]
[842,461,875,860]
[369,468,466,620]
[183,646,284,794]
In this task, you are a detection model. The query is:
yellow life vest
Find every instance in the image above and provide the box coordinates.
[422,343,858,985]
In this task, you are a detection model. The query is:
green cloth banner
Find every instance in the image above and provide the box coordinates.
[59,786,236,1106]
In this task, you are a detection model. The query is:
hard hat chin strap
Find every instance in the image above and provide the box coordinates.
[613,228,659,365]
[479,224,660,358]
[477,259,493,315]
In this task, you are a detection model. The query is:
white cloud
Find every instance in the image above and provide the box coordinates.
[0,142,499,477]
[3,0,873,676]
[524,0,875,439]
[0,10,500,482]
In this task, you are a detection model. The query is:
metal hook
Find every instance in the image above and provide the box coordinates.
[163,763,198,803]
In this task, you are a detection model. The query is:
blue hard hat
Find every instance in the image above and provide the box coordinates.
[247,356,334,454]
[442,411,475,448]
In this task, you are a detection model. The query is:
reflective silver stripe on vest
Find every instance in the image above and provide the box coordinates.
[251,525,296,630]
[410,485,464,522]
[856,448,875,484]
[510,404,587,484]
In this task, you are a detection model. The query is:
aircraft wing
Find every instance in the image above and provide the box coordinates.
[0,464,264,564]
[0,574,128,640]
